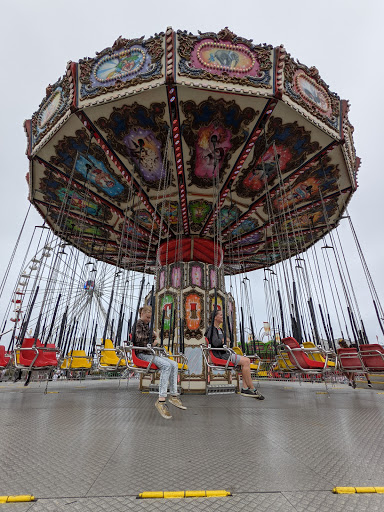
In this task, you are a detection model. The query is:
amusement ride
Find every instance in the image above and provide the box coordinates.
[1,27,383,393]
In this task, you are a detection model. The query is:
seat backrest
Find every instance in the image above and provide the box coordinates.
[337,348,363,370]
[19,338,39,362]
[0,345,10,366]
[303,341,325,363]
[104,339,114,349]
[359,344,384,370]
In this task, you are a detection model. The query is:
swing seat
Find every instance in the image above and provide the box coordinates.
[274,352,296,371]
[303,342,336,367]
[131,349,158,370]
[0,345,11,368]
[230,346,260,370]
[359,344,384,371]
[210,351,236,368]
[281,337,328,371]
[62,350,92,370]
[164,346,188,372]
[337,348,365,372]
[99,339,126,368]
[16,338,59,369]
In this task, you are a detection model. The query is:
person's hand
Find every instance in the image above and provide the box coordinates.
[152,339,158,346]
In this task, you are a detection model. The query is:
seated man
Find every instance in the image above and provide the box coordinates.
[205,310,264,400]
[135,305,187,419]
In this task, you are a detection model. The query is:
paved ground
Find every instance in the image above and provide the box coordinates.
[1,377,383,511]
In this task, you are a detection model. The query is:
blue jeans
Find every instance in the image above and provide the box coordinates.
[138,354,178,398]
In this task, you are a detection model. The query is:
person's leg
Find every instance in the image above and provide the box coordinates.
[238,356,265,400]
[139,354,171,400]
[239,356,254,389]
[168,359,179,396]
[138,354,172,419]
[365,373,372,387]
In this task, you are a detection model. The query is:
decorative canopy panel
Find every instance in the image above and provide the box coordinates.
[25,28,359,274]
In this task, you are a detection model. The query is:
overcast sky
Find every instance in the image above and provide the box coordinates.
[0,0,383,342]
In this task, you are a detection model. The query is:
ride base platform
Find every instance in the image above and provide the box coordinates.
[1,378,384,511]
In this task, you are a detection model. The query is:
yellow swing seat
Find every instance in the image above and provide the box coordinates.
[99,339,126,367]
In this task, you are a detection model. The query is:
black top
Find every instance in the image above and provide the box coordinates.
[205,325,229,360]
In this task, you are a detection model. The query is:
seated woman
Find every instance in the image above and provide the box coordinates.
[205,310,264,400]
[135,305,187,419]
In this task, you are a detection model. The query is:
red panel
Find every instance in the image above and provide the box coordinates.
[158,238,223,265]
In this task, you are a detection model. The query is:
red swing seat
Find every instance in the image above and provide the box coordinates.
[359,344,384,371]
[18,338,59,368]
[282,337,326,370]
[131,349,159,371]
[0,345,11,368]
[209,351,235,368]
[204,337,236,368]
[337,347,365,372]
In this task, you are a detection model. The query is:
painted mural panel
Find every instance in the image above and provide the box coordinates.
[50,129,127,204]
[31,77,72,148]
[181,97,257,188]
[96,103,170,189]
[184,292,204,339]
[40,174,112,221]
[189,262,205,288]
[159,293,176,335]
[79,36,164,100]
[270,156,340,214]
[189,200,211,232]
[178,28,273,88]
[284,57,340,130]
[236,117,320,200]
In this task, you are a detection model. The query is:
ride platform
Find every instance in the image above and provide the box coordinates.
[0,378,383,511]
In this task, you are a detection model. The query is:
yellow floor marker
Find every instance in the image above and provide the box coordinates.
[0,495,35,503]
[137,490,231,499]
[333,487,384,494]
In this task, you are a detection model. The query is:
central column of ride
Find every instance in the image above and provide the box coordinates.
[150,238,237,393]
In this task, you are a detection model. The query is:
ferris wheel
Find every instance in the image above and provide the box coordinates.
[2,235,153,351]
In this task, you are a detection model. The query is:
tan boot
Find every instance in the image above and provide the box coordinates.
[155,399,172,419]
[169,395,187,410]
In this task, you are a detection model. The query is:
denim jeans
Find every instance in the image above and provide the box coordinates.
[138,354,178,398]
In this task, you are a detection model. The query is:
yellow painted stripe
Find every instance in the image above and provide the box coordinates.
[0,495,35,503]
[185,490,206,497]
[138,490,231,499]
[333,487,384,494]
[206,490,231,497]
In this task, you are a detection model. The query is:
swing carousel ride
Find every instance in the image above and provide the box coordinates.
[1,27,382,392]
